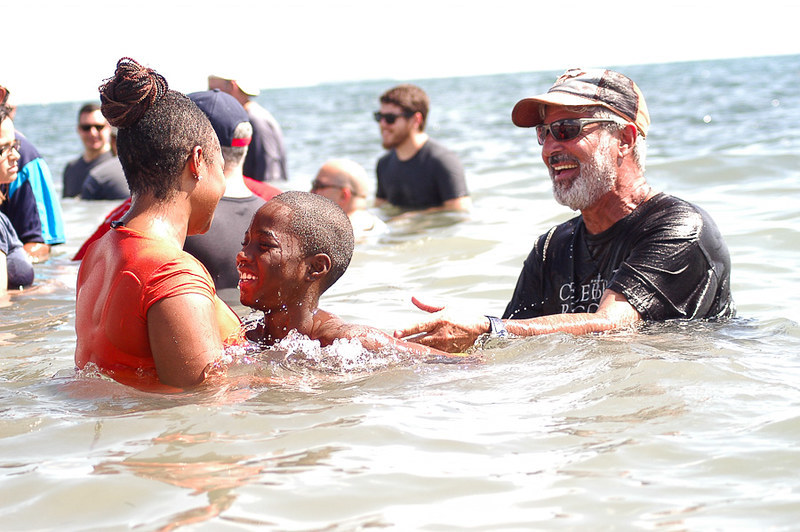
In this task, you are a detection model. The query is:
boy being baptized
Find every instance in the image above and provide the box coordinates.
[237,191,465,359]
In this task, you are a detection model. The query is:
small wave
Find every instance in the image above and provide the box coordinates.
[220,329,416,377]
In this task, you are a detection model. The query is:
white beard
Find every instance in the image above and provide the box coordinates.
[552,142,617,211]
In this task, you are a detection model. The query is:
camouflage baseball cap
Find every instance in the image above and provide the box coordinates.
[512,68,650,137]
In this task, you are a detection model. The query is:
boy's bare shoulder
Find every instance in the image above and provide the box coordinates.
[312,310,389,348]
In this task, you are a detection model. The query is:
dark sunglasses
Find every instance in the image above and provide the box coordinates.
[79,124,107,132]
[0,139,20,158]
[535,118,622,145]
[373,111,414,124]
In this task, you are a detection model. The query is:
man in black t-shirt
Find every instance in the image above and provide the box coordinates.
[374,84,470,212]
[395,68,734,352]
[63,103,114,198]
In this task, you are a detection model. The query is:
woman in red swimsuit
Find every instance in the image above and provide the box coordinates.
[74,58,240,392]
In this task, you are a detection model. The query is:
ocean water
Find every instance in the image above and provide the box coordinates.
[2,54,800,530]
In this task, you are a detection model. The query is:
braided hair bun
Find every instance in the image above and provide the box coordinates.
[99,57,168,129]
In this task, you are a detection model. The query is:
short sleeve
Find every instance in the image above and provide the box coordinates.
[141,257,216,314]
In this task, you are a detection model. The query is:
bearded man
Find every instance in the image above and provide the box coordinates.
[395,68,735,352]
[373,84,471,213]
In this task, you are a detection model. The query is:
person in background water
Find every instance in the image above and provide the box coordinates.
[310,158,386,238]
[208,74,287,183]
[396,68,734,352]
[75,58,240,392]
[62,103,115,197]
[0,86,65,262]
[80,125,129,200]
[237,191,468,362]
[0,86,34,297]
[184,89,281,303]
[374,84,471,213]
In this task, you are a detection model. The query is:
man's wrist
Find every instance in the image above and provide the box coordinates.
[485,315,507,337]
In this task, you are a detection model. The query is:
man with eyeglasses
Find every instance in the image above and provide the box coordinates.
[310,159,386,238]
[63,102,119,198]
[374,84,470,212]
[395,68,734,352]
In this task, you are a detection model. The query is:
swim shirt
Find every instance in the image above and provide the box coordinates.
[74,225,241,392]
[63,151,115,198]
[503,193,734,321]
[80,156,128,200]
[243,105,287,182]
[0,132,65,246]
[376,139,468,209]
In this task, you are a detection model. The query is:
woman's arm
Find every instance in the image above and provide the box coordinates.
[147,293,226,389]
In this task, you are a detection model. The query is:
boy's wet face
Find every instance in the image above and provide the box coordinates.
[237,202,308,311]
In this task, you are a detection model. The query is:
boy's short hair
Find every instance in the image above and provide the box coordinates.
[274,191,354,292]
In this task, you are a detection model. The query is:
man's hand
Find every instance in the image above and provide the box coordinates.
[393,297,490,353]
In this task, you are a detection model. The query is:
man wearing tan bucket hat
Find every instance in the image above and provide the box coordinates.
[396,68,734,352]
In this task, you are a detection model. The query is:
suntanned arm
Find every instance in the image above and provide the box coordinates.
[313,310,471,359]
[414,196,472,214]
[441,196,472,212]
[147,293,227,389]
[378,195,472,217]
[395,289,642,353]
[416,196,472,213]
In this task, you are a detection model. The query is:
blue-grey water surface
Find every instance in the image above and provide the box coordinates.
[1,54,799,530]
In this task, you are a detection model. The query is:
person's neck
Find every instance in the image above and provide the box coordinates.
[395,131,428,161]
[341,196,367,216]
[83,146,108,163]
[233,91,251,107]
[259,295,320,344]
[243,98,262,114]
[349,208,377,233]
[119,193,190,249]
[580,174,654,234]
[223,168,252,198]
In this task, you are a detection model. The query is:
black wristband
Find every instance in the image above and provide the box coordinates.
[485,316,507,337]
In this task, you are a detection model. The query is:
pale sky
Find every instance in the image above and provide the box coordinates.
[5,0,799,105]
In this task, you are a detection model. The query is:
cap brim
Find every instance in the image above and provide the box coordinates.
[512,91,617,127]
[209,73,261,97]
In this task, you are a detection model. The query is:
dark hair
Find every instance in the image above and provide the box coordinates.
[78,102,102,120]
[274,191,354,292]
[99,57,218,200]
[0,85,10,123]
[380,84,430,131]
